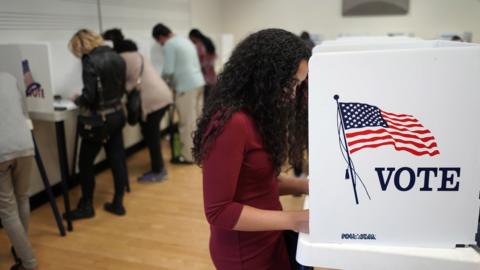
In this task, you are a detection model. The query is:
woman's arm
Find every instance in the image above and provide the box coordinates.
[203,113,308,234]
[233,206,309,233]
[74,56,97,107]
[277,175,309,196]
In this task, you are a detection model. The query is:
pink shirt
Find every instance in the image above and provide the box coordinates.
[193,41,217,86]
[121,52,173,119]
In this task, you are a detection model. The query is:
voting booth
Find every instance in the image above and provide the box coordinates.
[0,43,58,114]
[298,37,480,269]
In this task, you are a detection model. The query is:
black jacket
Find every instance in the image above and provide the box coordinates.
[75,46,126,111]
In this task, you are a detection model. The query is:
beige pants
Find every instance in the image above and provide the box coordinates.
[0,156,37,269]
[175,87,204,162]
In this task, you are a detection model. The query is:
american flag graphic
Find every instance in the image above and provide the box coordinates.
[339,102,440,156]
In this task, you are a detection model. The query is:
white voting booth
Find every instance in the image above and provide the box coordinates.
[0,43,57,115]
[298,37,480,269]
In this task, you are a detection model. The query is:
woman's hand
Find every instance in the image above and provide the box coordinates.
[295,177,309,195]
[289,210,309,233]
[278,175,309,196]
[70,94,80,102]
[232,207,309,233]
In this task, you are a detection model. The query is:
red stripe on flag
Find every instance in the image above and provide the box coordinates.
[387,125,431,135]
[349,141,440,156]
[381,114,419,123]
[346,128,435,142]
[347,134,438,149]
[384,119,424,128]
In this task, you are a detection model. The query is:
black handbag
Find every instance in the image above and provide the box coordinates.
[126,55,144,125]
[78,76,109,143]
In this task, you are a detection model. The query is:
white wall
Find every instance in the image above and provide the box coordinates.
[220,0,480,43]
[191,0,222,35]
[190,0,224,68]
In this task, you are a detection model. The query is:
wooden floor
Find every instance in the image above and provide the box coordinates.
[0,140,315,270]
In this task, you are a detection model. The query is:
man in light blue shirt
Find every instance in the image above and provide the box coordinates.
[152,23,205,164]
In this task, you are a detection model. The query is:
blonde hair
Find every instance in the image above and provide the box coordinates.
[69,29,104,58]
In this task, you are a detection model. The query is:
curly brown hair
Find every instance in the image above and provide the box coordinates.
[192,28,311,174]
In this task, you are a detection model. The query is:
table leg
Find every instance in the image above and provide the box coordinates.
[55,121,73,231]
[32,134,66,236]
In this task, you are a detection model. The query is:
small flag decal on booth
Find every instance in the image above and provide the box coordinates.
[338,102,440,156]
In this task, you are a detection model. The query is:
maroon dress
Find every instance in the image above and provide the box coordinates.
[202,111,291,270]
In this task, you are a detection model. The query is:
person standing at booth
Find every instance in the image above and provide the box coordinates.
[103,29,173,182]
[192,29,310,270]
[189,28,217,102]
[0,72,39,270]
[66,29,128,219]
[152,23,205,164]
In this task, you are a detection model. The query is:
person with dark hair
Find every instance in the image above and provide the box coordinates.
[151,23,172,43]
[66,29,128,219]
[190,29,216,55]
[102,29,138,53]
[102,28,124,48]
[300,31,315,51]
[189,28,217,102]
[192,29,310,270]
[451,35,463,42]
[115,39,138,53]
[152,23,205,164]
[103,29,173,182]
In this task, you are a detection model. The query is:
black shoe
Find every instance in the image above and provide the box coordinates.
[10,262,22,270]
[11,246,21,264]
[104,202,126,216]
[170,156,193,165]
[63,197,95,221]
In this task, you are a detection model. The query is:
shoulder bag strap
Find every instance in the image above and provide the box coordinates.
[136,54,145,87]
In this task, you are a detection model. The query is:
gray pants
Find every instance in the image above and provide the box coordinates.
[0,156,37,269]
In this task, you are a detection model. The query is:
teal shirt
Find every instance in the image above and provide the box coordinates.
[162,36,205,92]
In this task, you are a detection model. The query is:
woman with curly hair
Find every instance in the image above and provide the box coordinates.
[192,29,310,270]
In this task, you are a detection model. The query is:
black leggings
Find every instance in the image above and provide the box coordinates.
[79,111,128,202]
[284,230,313,270]
[140,107,168,173]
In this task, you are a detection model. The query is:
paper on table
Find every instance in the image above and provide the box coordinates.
[53,99,77,110]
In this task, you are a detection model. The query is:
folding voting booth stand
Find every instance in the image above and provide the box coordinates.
[297,38,480,270]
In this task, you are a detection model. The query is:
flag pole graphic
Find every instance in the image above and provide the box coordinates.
[334,95,359,205]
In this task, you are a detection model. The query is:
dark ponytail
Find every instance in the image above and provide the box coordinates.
[102,28,124,50]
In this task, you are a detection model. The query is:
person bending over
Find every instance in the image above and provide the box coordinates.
[103,28,173,182]
[66,29,128,219]
[152,23,205,164]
